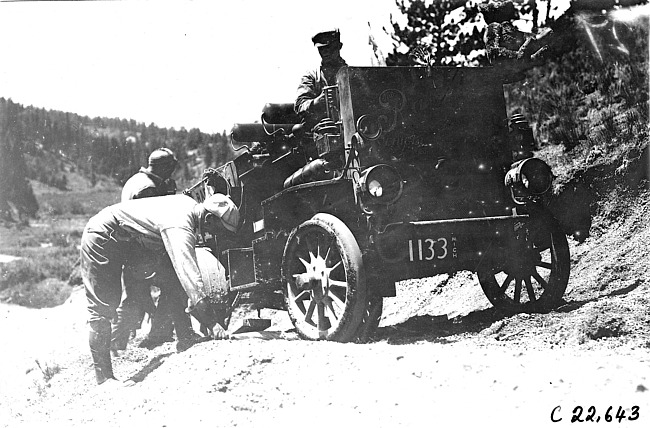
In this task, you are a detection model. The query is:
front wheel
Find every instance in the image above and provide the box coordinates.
[282,213,367,341]
[477,214,570,312]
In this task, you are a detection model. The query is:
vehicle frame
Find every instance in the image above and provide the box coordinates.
[186,65,570,342]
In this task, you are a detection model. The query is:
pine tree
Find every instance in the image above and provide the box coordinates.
[387,0,485,66]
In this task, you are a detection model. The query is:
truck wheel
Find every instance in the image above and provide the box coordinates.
[477,214,570,312]
[355,296,383,343]
[282,213,367,342]
[195,247,236,329]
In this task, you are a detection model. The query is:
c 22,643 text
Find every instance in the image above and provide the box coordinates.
[551,405,640,423]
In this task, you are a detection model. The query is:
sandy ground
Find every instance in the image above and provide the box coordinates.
[1,272,648,428]
[1,194,648,428]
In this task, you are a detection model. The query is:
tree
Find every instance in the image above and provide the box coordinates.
[387,0,649,68]
[0,98,39,222]
[387,0,485,66]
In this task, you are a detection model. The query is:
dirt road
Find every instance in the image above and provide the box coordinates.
[1,270,648,428]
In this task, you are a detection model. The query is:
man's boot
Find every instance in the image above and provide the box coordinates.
[139,290,174,348]
[171,294,209,352]
[89,320,115,385]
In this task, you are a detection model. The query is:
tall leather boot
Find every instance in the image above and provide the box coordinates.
[89,320,115,385]
[173,297,211,352]
[144,290,174,343]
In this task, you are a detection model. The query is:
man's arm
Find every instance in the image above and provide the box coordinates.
[160,227,227,338]
[295,70,325,117]
[160,227,205,305]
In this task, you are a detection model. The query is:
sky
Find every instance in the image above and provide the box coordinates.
[0,0,404,134]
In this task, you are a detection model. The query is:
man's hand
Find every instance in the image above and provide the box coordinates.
[200,320,229,340]
[186,297,218,327]
[188,297,230,340]
[313,92,325,108]
[210,323,230,340]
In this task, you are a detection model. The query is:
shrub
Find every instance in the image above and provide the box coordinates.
[70,200,86,215]
[1,278,73,308]
[0,259,46,292]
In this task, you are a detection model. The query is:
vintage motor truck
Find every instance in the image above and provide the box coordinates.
[185,66,570,342]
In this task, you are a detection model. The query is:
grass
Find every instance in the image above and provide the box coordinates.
[1,173,121,308]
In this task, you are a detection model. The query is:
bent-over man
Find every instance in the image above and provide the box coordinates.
[81,193,239,385]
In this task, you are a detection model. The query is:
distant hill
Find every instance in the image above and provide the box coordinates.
[0,99,236,221]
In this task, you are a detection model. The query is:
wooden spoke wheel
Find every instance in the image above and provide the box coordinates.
[478,214,570,312]
[282,213,367,342]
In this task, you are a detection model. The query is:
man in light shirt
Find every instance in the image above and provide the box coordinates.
[80,193,239,386]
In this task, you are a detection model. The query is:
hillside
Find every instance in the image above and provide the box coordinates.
[0,98,236,223]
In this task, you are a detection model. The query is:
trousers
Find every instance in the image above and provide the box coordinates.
[81,227,125,384]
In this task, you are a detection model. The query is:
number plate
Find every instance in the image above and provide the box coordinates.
[408,236,457,262]
[185,182,214,203]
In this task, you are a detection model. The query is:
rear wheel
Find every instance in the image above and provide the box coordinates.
[478,214,570,312]
[282,213,367,341]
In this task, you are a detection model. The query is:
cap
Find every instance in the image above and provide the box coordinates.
[203,193,240,233]
[312,30,340,48]
[148,148,177,166]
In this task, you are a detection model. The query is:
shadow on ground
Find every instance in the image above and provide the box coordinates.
[375,306,511,345]
[127,352,173,384]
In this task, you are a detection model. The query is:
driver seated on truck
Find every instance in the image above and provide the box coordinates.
[80,193,239,386]
[294,29,347,128]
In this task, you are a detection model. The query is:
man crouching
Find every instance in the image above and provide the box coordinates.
[80,193,239,386]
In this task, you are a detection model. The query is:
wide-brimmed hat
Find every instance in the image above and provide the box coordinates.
[203,193,239,232]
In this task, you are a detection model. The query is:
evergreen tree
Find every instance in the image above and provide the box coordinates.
[0,98,39,222]
[387,0,485,66]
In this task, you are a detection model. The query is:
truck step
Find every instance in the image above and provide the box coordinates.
[231,318,272,335]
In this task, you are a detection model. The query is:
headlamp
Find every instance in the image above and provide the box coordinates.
[356,115,382,140]
[358,164,403,205]
[505,158,553,201]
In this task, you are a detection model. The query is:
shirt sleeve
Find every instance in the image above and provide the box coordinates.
[295,71,320,116]
[160,227,205,304]
[133,187,160,200]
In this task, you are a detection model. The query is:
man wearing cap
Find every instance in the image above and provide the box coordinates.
[121,147,178,200]
[480,0,550,82]
[111,147,192,353]
[81,190,240,386]
[295,29,347,126]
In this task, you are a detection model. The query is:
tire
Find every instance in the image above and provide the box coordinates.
[477,213,570,312]
[355,296,383,343]
[195,247,237,329]
[282,213,367,341]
